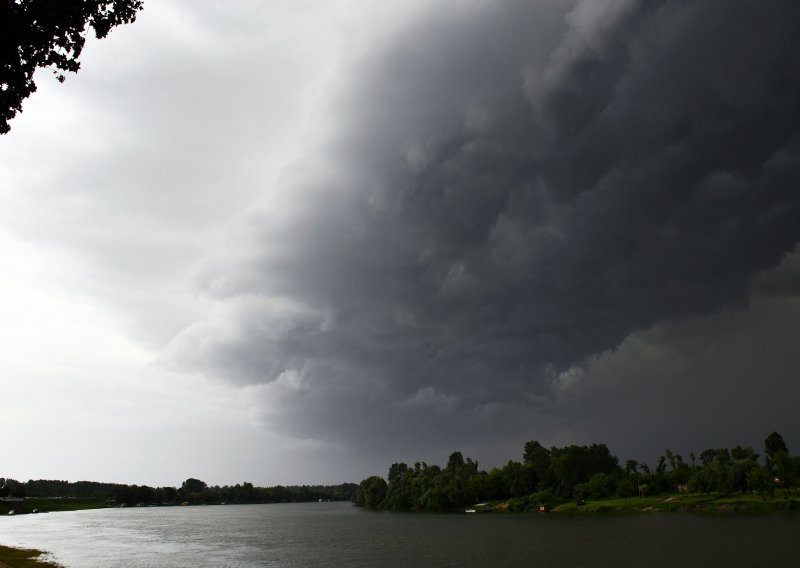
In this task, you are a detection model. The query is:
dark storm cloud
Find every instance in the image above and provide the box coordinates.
[166,0,800,457]
[554,292,800,464]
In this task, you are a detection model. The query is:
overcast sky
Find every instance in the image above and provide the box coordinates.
[2,0,799,487]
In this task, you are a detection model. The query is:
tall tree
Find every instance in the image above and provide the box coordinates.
[446,451,465,472]
[765,432,788,466]
[0,0,144,133]
[523,440,551,474]
[181,478,207,494]
[354,476,388,509]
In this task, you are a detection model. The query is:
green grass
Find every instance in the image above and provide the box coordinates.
[554,496,659,512]
[0,545,61,568]
[548,492,800,513]
[0,498,111,516]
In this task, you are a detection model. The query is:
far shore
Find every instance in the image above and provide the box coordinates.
[465,491,800,514]
[4,491,800,518]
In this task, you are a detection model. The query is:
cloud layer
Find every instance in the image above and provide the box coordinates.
[160,0,800,462]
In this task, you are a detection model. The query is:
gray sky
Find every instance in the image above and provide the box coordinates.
[2,0,799,486]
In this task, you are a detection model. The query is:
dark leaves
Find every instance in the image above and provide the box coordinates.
[0,0,144,134]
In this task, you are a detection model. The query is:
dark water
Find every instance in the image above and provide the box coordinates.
[1,502,797,567]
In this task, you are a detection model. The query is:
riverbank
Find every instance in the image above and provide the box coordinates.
[0,545,60,568]
[493,491,800,513]
[0,496,109,565]
[0,499,110,516]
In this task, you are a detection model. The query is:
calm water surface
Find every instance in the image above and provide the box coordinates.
[1,502,797,567]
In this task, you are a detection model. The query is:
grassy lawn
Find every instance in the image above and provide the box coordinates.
[551,491,800,513]
[554,495,664,512]
[0,545,61,568]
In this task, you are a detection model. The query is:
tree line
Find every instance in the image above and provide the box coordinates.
[0,476,357,506]
[353,432,799,512]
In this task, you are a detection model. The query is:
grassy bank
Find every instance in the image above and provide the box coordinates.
[0,545,61,568]
[0,498,111,516]
[500,491,800,513]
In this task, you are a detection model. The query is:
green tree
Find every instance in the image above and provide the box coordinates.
[418,485,449,511]
[549,444,618,498]
[388,462,409,484]
[773,451,799,492]
[665,449,676,471]
[440,452,480,508]
[765,432,788,470]
[585,472,616,499]
[353,476,388,509]
[383,464,414,511]
[667,461,691,490]
[746,466,774,498]
[9,482,26,499]
[731,446,757,461]
[617,475,636,500]
[446,451,465,472]
[523,440,551,474]
[181,478,207,494]
[0,0,144,134]
[700,448,730,468]
[485,467,507,500]
[501,460,537,498]
[729,457,757,493]
[162,486,177,503]
[656,456,667,475]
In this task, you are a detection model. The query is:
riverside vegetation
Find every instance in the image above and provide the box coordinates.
[353,431,800,513]
[0,478,357,515]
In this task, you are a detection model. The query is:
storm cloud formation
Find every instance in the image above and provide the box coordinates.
[165,0,800,461]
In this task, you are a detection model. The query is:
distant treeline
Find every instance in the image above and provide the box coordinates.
[0,476,357,506]
[354,432,799,512]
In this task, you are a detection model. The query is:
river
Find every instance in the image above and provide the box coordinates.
[1,502,797,567]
